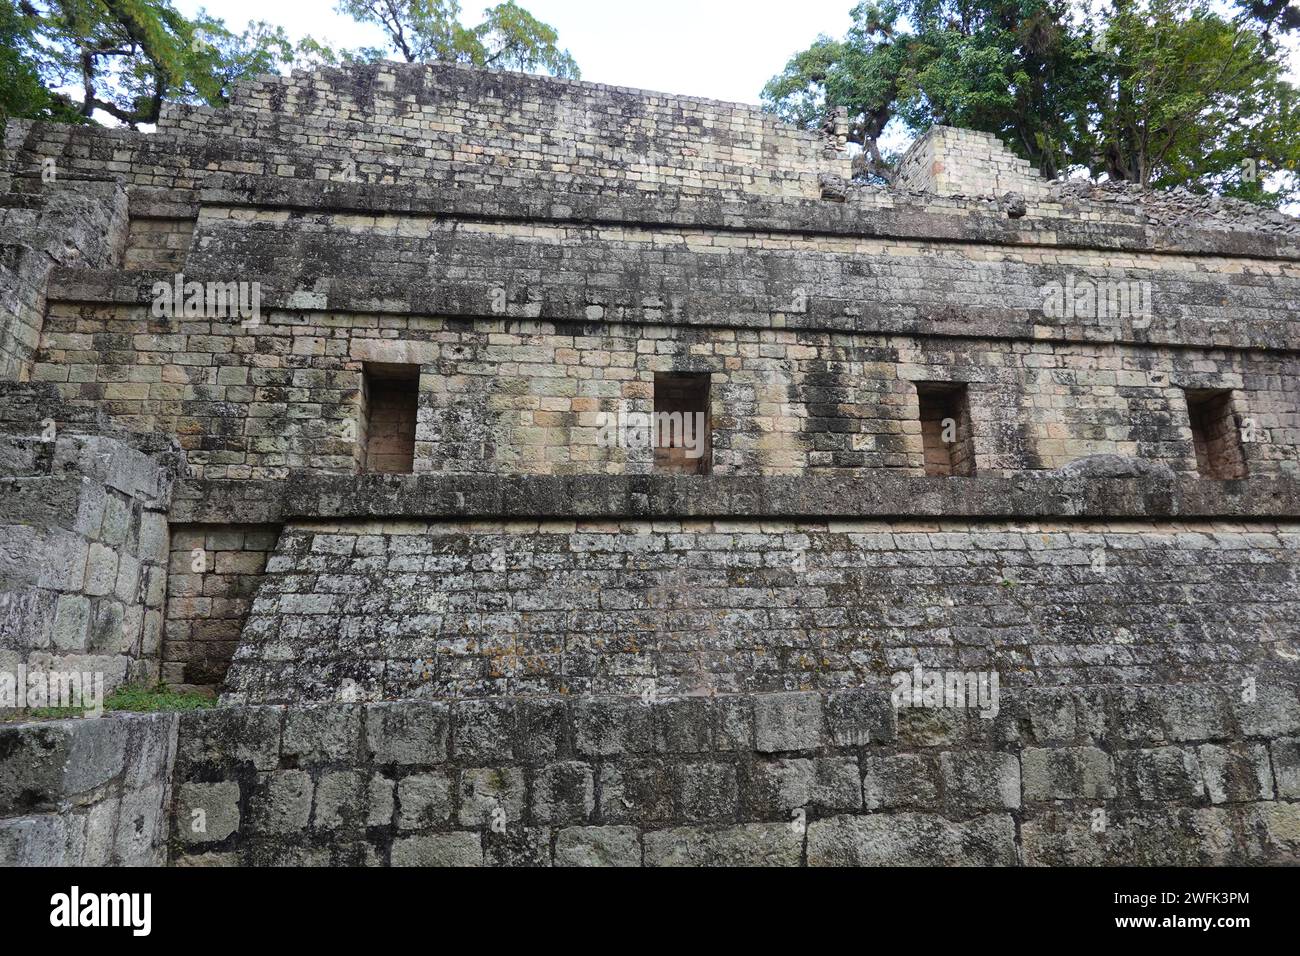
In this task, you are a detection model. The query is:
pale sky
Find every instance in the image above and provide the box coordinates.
[177,0,858,104]
[176,0,1297,181]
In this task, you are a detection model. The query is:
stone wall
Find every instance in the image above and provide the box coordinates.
[163,525,281,691]
[0,712,178,865]
[3,62,1300,868]
[0,179,128,381]
[0,389,180,690]
[221,518,1300,705]
[176,208,1300,349]
[168,685,1300,866]
[895,126,1052,199]
[27,308,1299,480]
[123,217,194,271]
[3,61,847,213]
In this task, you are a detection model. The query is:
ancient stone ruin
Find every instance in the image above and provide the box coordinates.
[1,61,1298,867]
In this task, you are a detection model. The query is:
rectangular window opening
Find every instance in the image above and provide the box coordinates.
[654,372,712,475]
[1184,388,1247,479]
[362,363,419,475]
[916,382,974,477]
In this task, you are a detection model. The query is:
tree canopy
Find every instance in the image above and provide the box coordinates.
[763,0,1300,205]
[324,0,579,77]
[0,0,579,128]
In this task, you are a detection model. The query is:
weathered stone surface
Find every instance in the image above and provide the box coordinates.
[1118,748,1205,802]
[459,767,525,827]
[5,58,1300,870]
[1023,747,1116,801]
[248,771,313,834]
[391,831,481,867]
[0,713,176,866]
[754,693,823,754]
[645,824,802,867]
[940,752,1021,813]
[532,762,595,825]
[808,812,1017,866]
[862,754,940,810]
[365,702,449,765]
[396,773,453,830]
[1197,744,1272,805]
[1271,737,1300,798]
[175,781,240,844]
[554,826,641,867]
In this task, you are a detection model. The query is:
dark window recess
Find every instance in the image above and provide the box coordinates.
[361,363,419,474]
[916,383,975,477]
[1184,388,1247,479]
[654,372,711,475]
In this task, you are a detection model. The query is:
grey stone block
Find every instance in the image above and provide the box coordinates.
[249,770,313,834]
[1197,744,1272,804]
[312,771,368,830]
[940,751,1021,812]
[652,697,712,753]
[555,826,640,867]
[574,698,654,758]
[754,692,822,753]
[178,706,283,772]
[808,812,1016,866]
[0,815,67,866]
[644,823,802,867]
[480,825,551,867]
[283,704,362,764]
[365,701,449,765]
[458,767,525,827]
[0,722,73,814]
[672,762,738,822]
[1271,737,1300,798]
[51,595,91,651]
[176,780,240,844]
[392,831,481,867]
[748,757,861,814]
[397,772,454,830]
[1233,685,1300,738]
[825,688,894,746]
[453,698,516,761]
[113,782,169,865]
[599,760,672,824]
[1022,747,1115,800]
[863,753,940,810]
[532,761,595,825]
[1118,747,1204,802]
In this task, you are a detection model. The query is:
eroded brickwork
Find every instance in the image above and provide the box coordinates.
[222,519,1300,705]
[29,310,1300,479]
[0,402,177,690]
[164,525,280,691]
[168,686,1300,866]
[123,217,194,271]
[3,60,1299,867]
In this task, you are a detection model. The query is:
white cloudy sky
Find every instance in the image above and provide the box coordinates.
[175,0,854,104]
[177,0,1298,102]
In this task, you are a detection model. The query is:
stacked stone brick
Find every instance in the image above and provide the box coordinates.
[1,62,1298,866]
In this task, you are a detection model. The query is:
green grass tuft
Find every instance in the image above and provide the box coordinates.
[103,683,217,713]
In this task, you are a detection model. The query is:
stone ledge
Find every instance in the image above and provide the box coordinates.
[167,473,1300,524]
[0,712,178,866]
[199,173,1300,262]
[44,266,1300,354]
